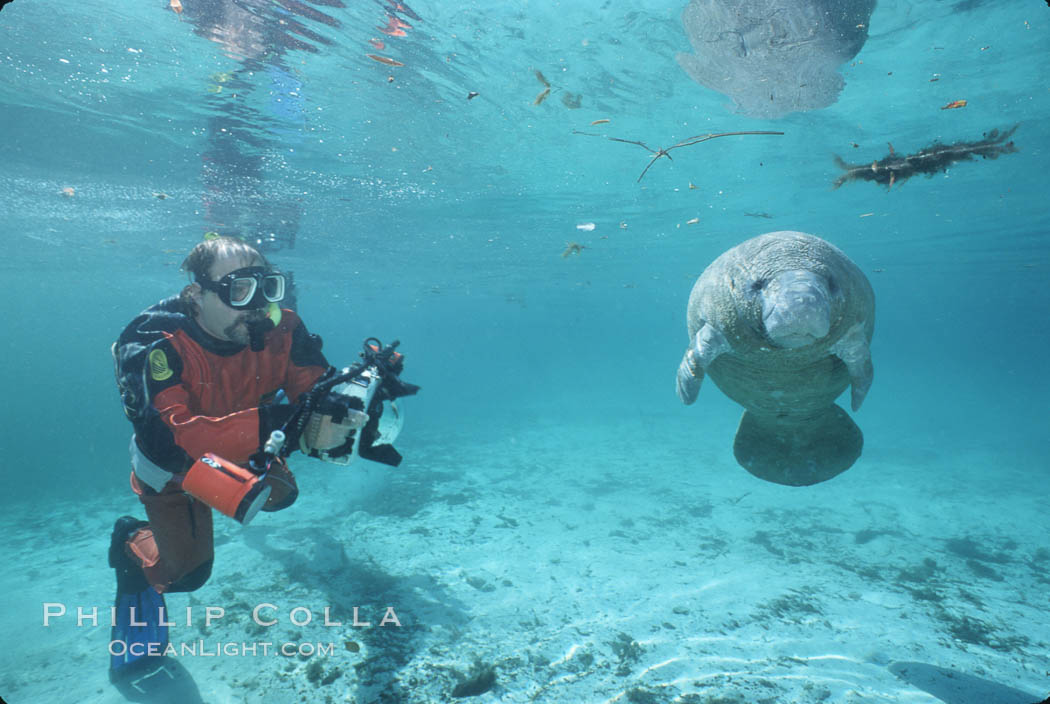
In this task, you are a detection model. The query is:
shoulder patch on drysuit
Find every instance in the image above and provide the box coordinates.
[148,348,174,381]
[113,297,188,421]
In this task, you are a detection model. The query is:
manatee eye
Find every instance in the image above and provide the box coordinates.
[750,279,766,292]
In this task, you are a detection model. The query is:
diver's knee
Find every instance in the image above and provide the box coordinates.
[167,559,213,593]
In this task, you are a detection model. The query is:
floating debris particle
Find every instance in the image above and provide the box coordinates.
[562,242,586,257]
[379,15,411,37]
[534,70,550,88]
[561,92,582,109]
[369,38,385,50]
[619,222,628,229]
[367,54,404,67]
[590,118,610,125]
[152,192,169,200]
[345,641,360,653]
[533,87,550,105]
[686,217,699,225]
[941,99,967,110]
[61,187,75,197]
[688,182,698,189]
[576,222,595,231]
[170,0,182,14]
[467,91,479,100]
[859,212,874,217]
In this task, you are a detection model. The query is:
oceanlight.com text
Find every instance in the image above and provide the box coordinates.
[109,639,338,658]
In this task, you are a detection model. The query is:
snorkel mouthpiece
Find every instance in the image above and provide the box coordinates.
[247,317,275,352]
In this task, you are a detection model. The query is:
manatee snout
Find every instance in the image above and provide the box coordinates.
[760,270,831,348]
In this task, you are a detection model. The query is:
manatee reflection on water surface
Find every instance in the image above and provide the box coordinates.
[676,0,876,119]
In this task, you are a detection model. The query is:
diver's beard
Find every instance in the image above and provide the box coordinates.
[224,314,263,346]
[223,321,250,346]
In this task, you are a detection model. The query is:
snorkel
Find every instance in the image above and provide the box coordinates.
[247,302,282,352]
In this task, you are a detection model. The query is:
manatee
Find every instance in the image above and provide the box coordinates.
[676,231,874,486]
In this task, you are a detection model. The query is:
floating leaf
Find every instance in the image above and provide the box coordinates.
[367,54,404,67]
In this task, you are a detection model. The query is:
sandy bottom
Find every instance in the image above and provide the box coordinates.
[1,415,1047,703]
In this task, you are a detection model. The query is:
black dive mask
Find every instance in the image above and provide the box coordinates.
[197,266,285,310]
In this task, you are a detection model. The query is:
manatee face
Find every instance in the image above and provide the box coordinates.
[758,269,833,349]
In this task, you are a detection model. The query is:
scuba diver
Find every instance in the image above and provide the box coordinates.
[108,235,417,694]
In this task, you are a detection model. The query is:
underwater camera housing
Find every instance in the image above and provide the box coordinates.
[179,339,417,525]
[296,338,418,468]
[305,364,405,466]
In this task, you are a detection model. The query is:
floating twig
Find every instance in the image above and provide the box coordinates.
[573,130,785,182]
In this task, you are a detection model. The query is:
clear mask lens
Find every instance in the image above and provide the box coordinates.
[229,277,258,306]
[261,274,284,302]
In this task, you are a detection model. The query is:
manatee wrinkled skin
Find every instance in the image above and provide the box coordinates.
[676,231,874,486]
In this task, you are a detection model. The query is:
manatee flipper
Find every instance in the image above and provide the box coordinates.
[676,324,730,405]
[830,321,873,411]
[732,405,863,486]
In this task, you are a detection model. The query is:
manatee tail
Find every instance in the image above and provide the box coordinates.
[732,404,863,486]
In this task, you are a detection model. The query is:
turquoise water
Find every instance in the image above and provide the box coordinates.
[1,1,1048,702]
